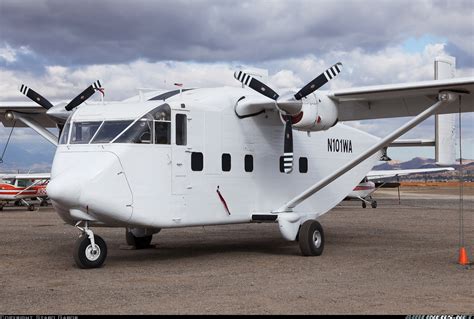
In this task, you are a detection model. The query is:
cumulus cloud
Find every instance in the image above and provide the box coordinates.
[0,0,472,166]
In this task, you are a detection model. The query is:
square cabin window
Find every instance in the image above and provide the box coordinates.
[222,153,231,172]
[191,152,203,171]
[244,154,253,172]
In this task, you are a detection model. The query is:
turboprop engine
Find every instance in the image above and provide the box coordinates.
[284,95,338,132]
[235,62,343,173]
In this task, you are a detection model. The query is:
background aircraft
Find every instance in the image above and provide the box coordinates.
[346,167,455,208]
[0,173,50,210]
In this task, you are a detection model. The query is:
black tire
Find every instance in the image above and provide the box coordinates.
[125,230,152,249]
[298,220,325,256]
[28,204,35,211]
[73,234,107,269]
[371,201,377,208]
[362,201,367,208]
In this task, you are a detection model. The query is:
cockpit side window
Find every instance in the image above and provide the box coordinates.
[70,121,102,144]
[90,121,133,144]
[114,115,153,144]
[153,104,171,145]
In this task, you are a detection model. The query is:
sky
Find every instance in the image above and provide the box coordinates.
[0,0,473,171]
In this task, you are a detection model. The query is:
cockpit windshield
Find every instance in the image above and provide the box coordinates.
[71,121,102,144]
[60,104,175,145]
[114,115,153,144]
[90,121,133,144]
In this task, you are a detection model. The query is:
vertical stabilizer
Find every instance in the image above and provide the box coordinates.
[435,56,457,165]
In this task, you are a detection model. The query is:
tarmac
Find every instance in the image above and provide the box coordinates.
[0,186,472,315]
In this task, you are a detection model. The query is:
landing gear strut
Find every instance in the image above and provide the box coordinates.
[298,220,325,256]
[73,221,107,269]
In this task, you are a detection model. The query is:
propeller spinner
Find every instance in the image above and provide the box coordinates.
[234,63,343,173]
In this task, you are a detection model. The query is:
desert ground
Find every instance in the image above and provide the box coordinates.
[0,186,472,315]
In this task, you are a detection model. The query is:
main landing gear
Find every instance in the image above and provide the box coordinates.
[73,221,107,269]
[361,197,377,209]
[297,220,325,256]
[125,228,159,249]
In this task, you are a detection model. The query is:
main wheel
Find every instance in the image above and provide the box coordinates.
[298,220,325,256]
[73,234,107,269]
[126,230,153,249]
[362,201,367,208]
[27,204,35,211]
[371,201,377,208]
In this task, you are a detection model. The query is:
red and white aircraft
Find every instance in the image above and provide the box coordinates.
[346,167,455,208]
[0,173,50,210]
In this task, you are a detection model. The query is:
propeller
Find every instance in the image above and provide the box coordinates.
[19,81,104,139]
[19,80,103,112]
[65,80,103,111]
[234,63,343,173]
[19,84,54,109]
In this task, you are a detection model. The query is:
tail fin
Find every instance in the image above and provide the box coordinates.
[434,56,457,166]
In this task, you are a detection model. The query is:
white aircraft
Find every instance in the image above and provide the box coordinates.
[0,172,50,210]
[0,56,472,268]
[346,167,455,208]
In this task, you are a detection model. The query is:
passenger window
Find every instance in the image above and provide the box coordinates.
[191,152,203,171]
[91,121,133,144]
[222,153,231,172]
[244,154,253,172]
[175,114,187,145]
[114,116,152,144]
[299,157,308,173]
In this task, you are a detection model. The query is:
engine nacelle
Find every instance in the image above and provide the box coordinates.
[285,94,338,132]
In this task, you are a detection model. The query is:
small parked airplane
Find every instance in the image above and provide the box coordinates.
[0,56,472,268]
[0,173,50,210]
[346,167,455,208]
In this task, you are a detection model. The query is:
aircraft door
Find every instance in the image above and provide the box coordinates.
[171,110,190,195]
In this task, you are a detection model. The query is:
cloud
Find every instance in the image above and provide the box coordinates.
[0,0,473,67]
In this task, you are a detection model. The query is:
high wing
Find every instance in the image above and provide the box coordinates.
[329,77,474,121]
[0,102,57,127]
[0,173,51,180]
[366,167,454,180]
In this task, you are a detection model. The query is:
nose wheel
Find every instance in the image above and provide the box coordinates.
[73,222,107,269]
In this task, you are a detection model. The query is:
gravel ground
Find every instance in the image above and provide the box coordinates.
[0,187,472,315]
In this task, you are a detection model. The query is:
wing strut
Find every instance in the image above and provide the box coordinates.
[274,91,459,213]
[5,111,58,146]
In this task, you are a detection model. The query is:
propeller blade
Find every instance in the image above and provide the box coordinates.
[19,84,54,109]
[65,80,102,111]
[294,62,343,100]
[234,71,279,100]
[283,117,293,174]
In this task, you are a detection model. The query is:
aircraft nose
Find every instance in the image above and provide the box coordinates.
[48,150,134,223]
[46,174,82,207]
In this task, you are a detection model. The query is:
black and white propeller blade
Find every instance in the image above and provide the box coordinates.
[65,80,103,111]
[294,62,342,100]
[283,117,294,173]
[234,71,279,100]
[19,84,54,109]
[234,63,343,174]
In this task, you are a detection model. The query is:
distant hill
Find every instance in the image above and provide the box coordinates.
[373,157,474,182]
[373,157,474,170]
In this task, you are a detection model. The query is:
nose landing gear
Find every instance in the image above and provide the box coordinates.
[74,221,107,269]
